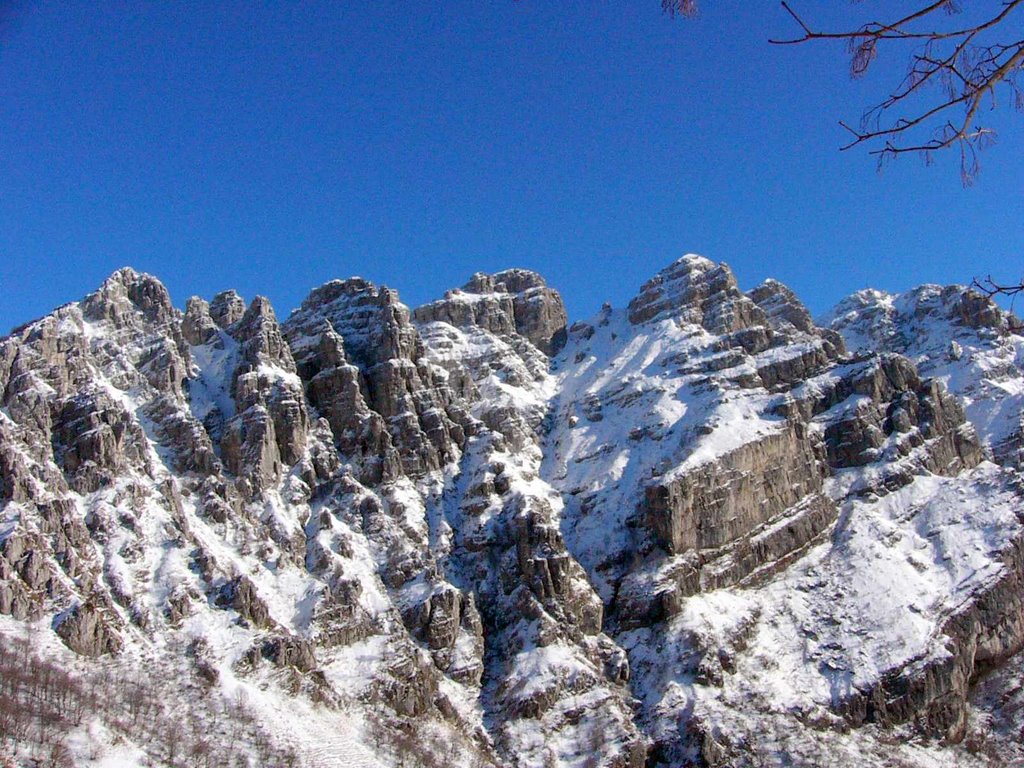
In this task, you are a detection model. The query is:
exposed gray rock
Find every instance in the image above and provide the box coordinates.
[497,269,569,356]
[954,288,1009,330]
[285,322,401,484]
[824,283,1024,475]
[2,260,1023,768]
[841,531,1024,742]
[181,296,220,346]
[220,403,282,493]
[283,278,472,479]
[144,394,220,475]
[824,284,1016,360]
[231,297,297,375]
[415,284,517,338]
[645,421,828,556]
[627,255,766,332]
[311,577,377,648]
[774,353,984,479]
[82,267,179,329]
[372,648,440,718]
[261,636,318,672]
[414,268,568,355]
[748,278,816,335]
[54,599,123,657]
[215,296,310,492]
[755,341,837,390]
[215,575,273,629]
[51,389,150,493]
[209,289,246,329]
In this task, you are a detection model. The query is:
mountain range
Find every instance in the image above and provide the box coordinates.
[1,255,1023,767]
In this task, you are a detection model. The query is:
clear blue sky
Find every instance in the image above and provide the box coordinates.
[2,1,1023,334]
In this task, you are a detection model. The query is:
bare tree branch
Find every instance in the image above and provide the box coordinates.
[768,1,1024,184]
[973,275,1024,299]
[662,0,698,19]
[658,2,1024,291]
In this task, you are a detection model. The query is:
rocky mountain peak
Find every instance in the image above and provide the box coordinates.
[952,286,1012,330]
[415,268,568,355]
[288,277,419,368]
[627,254,766,333]
[462,271,499,294]
[823,284,1014,357]
[283,277,474,480]
[181,295,219,346]
[82,267,178,328]
[823,281,1024,466]
[209,289,246,329]
[489,268,548,294]
[819,288,895,336]
[461,268,549,295]
[296,277,373,308]
[748,277,815,335]
[231,295,295,373]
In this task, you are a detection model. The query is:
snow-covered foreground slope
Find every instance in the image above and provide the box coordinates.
[625,465,1024,767]
[1,257,1023,767]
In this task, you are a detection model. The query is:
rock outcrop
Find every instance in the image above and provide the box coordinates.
[627,255,766,332]
[54,599,124,657]
[823,283,1024,467]
[414,268,568,356]
[283,278,473,480]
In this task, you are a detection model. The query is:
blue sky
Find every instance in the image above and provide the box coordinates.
[2,1,1023,334]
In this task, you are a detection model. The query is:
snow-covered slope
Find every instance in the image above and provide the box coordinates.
[822,284,1024,463]
[1,257,1023,768]
[539,257,1021,765]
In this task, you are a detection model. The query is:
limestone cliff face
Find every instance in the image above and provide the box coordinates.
[412,272,642,766]
[218,295,310,495]
[626,255,766,332]
[283,278,475,481]
[545,255,1017,766]
[2,256,1024,768]
[414,268,568,356]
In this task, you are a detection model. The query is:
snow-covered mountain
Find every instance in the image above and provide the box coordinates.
[822,285,1024,465]
[1,256,1022,767]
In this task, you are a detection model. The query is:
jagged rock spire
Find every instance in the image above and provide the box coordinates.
[627,254,766,333]
[414,267,568,355]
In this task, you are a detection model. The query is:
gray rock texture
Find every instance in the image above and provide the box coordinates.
[284,278,473,480]
[627,255,766,332]
[414,268,569,356]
